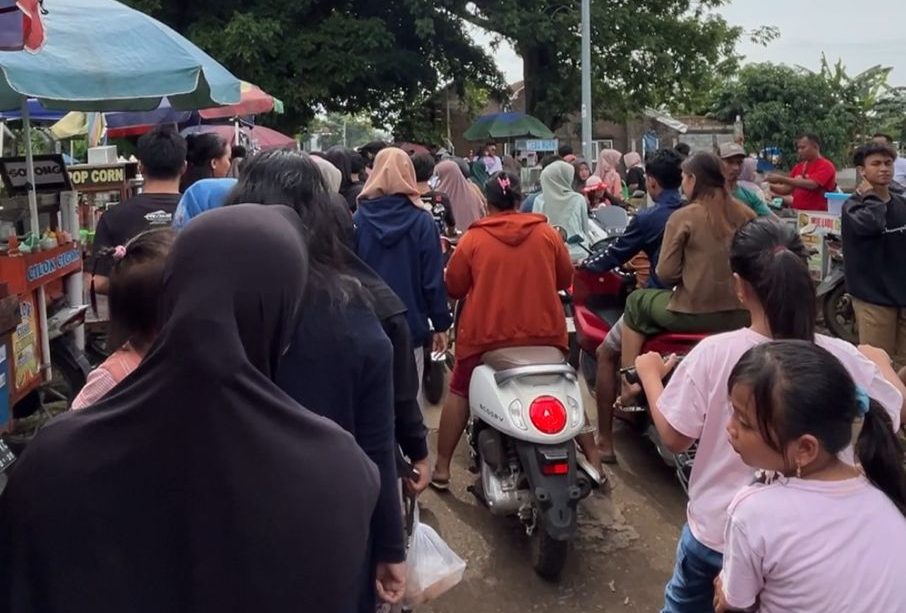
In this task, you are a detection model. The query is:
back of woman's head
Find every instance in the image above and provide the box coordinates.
[107,229,176,352]
[730,218,816,340]
[683,152,752,237]
[541,160,575,193]
[163,205,309,377]
[485,171,523,210]
[181,133,229,192]
[224,149,356,301]
[325,146,354,189]
[729,341,906,516]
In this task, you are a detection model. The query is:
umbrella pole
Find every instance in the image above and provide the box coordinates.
[21,98,53,383]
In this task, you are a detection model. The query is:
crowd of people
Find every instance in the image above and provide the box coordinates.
[2,124,906,612]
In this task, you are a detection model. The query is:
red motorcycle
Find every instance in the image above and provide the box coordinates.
[570,231,703,493]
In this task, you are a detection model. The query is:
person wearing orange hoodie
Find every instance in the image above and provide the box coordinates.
[431,171,579,489]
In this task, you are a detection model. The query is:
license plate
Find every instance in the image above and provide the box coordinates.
[566,317,576,333]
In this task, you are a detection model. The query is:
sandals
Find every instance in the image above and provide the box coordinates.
[429,476,451,492]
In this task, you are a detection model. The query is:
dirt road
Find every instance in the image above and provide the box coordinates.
[417,393,688,613]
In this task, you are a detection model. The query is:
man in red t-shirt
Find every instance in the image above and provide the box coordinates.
[766,133,837,211]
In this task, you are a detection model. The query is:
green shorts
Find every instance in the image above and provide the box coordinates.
[623,289,750,336]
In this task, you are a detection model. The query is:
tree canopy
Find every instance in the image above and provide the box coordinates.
[710,57,906,167]
[122,0,504,133]
[446,0,751,130]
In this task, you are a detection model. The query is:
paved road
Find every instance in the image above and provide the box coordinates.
[417,384,687,612]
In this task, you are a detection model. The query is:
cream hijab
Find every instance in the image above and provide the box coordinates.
[312,155,342,194]
[358,147,425,208]
[595,148,625,194]
[435,159,486,231]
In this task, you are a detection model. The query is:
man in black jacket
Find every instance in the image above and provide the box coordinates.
[842,142,906,363]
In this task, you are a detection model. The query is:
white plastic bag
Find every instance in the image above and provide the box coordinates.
[402,519,466,607]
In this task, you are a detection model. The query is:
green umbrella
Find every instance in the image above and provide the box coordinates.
[463,112,555,140]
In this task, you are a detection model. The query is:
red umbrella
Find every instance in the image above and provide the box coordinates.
[198,81,281,120]
[0,0,45,52]
[182,124,298,152]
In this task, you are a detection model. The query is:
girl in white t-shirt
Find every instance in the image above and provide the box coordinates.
[634,218,905,612]
[714,340,906,612]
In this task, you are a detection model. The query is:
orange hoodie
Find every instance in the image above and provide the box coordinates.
[446,211,573,360]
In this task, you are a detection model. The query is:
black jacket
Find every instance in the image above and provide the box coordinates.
[842,191,906,307]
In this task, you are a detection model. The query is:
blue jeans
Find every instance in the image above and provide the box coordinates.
[662,524,723,613]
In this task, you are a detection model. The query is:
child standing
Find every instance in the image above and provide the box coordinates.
[72,229,175,409]
[715,341,906,612]
[634,218,905,612]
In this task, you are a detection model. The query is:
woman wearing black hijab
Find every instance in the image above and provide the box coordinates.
[225,151,408,610]
[0,205,379,613]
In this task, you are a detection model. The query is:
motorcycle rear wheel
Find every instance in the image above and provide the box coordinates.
[822,284,858,345]
[531,526,569,581]
[423,359,446,406]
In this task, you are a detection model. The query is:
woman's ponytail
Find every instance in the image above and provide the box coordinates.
[857,399,906,517]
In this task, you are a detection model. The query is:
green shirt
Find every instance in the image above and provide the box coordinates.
[734,185,772,217]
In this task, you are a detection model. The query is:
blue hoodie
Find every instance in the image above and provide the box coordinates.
[354,194,452,345]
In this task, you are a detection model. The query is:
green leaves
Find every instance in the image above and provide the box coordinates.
[120,0,504,135]
[711,59,906,167]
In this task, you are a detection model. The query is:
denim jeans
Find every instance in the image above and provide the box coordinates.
[662,524,724,613]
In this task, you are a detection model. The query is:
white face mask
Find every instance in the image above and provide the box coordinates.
[428,175,440,190]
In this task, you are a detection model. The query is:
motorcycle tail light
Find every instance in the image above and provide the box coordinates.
[541,462,569,476]
[529,396,567,435]
[508,399,528,431]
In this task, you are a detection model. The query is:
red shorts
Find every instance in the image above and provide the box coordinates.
[449,354,483,398]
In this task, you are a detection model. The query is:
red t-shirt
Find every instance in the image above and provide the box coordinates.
[790,157,837,211]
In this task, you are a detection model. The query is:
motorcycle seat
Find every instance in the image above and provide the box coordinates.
[482,346,567,371]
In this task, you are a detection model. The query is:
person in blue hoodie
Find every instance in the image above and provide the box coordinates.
[354,147,453,387]
[171,177,237,231]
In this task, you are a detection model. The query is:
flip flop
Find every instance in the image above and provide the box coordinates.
[430,477,451,492]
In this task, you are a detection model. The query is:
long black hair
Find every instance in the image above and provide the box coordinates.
[223,149,361,303]
[180,133,229,192]
[485,171,523,210]
[729,340,906,517]
[730,218,816,340]
[324,146,355,191]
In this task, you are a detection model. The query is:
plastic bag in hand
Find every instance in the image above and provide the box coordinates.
[402,520,466,606]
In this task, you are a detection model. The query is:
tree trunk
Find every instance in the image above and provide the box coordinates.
[519,42,564,131]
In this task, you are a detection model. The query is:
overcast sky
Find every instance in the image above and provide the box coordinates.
[473,0,906,86]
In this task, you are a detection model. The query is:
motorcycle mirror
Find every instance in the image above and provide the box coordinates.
[566,235,585,245]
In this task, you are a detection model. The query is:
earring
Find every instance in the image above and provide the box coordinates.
[796,462,802,479]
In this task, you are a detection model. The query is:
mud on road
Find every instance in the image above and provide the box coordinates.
[417,393,688,613]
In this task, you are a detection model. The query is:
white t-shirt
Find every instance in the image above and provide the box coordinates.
[658,327,902,552]
[720,476,906,612]
[894,156,906,186]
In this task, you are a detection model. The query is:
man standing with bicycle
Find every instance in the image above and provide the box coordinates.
[842,142,906,364]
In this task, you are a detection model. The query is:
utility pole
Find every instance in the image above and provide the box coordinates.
[580,0,593,163]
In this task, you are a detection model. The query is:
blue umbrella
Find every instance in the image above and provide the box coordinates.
[0,98,67,122]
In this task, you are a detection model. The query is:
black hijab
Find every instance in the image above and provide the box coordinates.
[0,205,379,613]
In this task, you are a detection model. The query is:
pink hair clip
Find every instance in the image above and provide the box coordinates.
[497,175,511,193]
[113,245,127,260]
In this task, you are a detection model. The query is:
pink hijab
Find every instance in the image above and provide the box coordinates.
[359,147,425,208]
[435,159,486,231]
[595,148,625,194]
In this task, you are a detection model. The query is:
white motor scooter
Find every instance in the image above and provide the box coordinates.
[467,346,598,580]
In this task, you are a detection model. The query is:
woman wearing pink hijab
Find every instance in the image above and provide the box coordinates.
[595,148,625,197]
[435,159,487,233]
